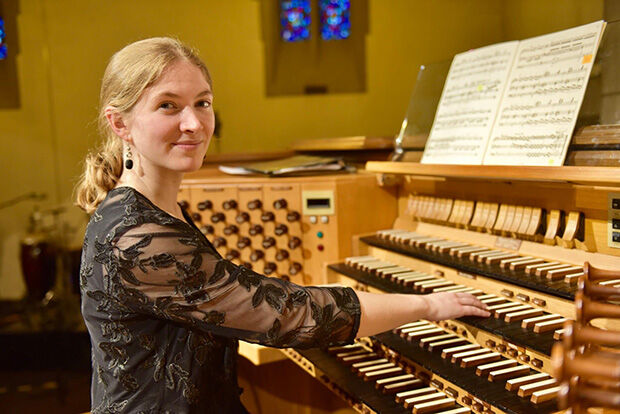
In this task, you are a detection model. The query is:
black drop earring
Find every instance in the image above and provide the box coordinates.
[125,146,133,170]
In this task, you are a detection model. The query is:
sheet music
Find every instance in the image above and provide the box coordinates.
[421,41,518,164]
[483,20,605,166]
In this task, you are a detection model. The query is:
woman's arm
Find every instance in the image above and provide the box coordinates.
[356,291,490,337]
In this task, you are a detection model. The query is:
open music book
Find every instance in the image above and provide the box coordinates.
[421,20,606,166]
[218,155,347,176]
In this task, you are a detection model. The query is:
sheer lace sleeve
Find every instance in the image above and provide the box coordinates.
[106,217,360,349]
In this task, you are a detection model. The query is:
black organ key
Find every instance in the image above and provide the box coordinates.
[210,212,226,223]
[286,211,301,222]
[247,199,262,210]
[235,212,250,223]
[273,199,288,209]
[250,250,264,261]
[261,211,275,222]
[222,199,238,210]
[262,237,276,249]
[249,224,264,236]
[274,224,288,236]
[197,200,212,210]
[288,237,302,249]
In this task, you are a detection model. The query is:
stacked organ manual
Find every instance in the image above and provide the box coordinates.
[421,20,606,166]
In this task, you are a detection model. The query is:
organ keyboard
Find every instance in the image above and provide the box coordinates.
[282,163,620,413]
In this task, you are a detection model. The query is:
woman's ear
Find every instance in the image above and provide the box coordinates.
[104,106,132,143]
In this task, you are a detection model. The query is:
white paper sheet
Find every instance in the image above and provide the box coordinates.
[483,20,605,166]
[421,41,518,164]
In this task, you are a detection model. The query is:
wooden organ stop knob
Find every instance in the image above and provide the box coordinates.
[276,249,289,261]
[200,225,214,235]
[261,212,275,222]
[263,262,277,275]
[213,237,227,248]
[223,225,239,235]
[557,381,620,413]
[273,199,288,209]
[562,321,620,349]
[250,250,264,261]
[584,262,619,282]
[575,293,620,324]
[274,224,288,236]
[236,212,250,224]
[222,199,238,210]
[191,212,202,222]
[197,200,213,211]
[210,212,226,223]
[226,250,240,260]
[287,211,300,222]
[552,344,620,383]
[237,237,251,249]
[179,200,190,210]
[247,199,262,210]
[288,237,302,249]
[577,278,620,301]
[249,224,264,236]
[289,262,302,275]
[262,237,276,249]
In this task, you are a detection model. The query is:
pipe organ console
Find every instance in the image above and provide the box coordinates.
[282,163,620,414]
[178,170,397,286]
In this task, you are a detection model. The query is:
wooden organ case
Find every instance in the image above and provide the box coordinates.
[178,170,397,287]
[277,22,620,414]
[296,164,619,414]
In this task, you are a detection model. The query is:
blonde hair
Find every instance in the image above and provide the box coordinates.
[75,37,212,214]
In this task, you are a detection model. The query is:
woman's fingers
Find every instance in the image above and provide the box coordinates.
[455,293,489,310]
[462,305,491,317]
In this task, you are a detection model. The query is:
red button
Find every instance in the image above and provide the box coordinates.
[317,244,324,251]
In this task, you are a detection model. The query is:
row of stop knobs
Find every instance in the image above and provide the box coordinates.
[181,198,304,277]
[188,199,301,236]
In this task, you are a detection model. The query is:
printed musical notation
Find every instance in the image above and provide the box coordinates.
[483,20,605,166]
[421,41,518,165]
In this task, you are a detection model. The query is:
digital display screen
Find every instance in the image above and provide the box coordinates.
[307,198,331,209]
[0,17,7,60]
[320,0,350,40]
[281,0,311,42]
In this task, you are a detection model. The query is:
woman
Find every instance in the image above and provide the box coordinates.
[75,37,489,414]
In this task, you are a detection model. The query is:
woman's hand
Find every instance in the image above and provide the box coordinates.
[356,290,490,338]
[421,292,490,321]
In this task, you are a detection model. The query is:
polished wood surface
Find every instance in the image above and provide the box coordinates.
[366,162,620,186]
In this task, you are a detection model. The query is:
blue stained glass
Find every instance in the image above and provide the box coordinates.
[280,0,311,42]
[0,17,5,60]
[320,0,350,40]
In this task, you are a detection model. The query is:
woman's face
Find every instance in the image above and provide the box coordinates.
[125,59,214,175]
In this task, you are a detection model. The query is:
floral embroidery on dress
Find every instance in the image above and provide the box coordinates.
[80,187,361,413]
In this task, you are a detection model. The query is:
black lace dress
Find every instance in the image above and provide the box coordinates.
[79,187,361,413]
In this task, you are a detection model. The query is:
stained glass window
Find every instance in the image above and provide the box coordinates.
[0,17,6,60]
[320,0,350,40]
[280,0,311,42]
